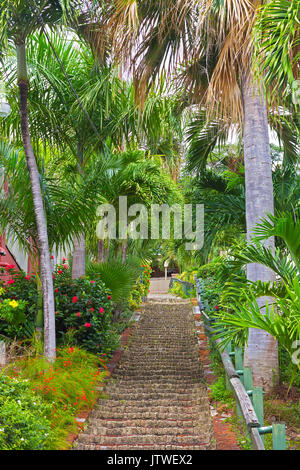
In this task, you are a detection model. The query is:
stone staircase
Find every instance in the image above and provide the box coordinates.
[73,300,216,450]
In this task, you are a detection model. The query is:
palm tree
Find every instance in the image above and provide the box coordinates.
[97,0,294,388]
[0,30,135,279]
[0,140,99,329]
[0,0,83,358]
[85,147,181,261]
[253,0,300,107]
[5,31,187,271]
[213,212,300,388]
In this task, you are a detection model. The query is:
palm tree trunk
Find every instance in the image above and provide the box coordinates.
[72,233,85,278]
[17,42,56,360]
[121,240,128,261]
[71,149,86,278]
[242,73,278,391]
[97,239,105,263]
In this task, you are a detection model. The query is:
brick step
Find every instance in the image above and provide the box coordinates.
[95,398,208,409]
[75,433,211,446]
[83,418,201,428]
[102,379,206,388]
[73,300,215,451]
[74,443,210,450]
[125,342,197,349]
[111,372,203,379]
[84,423,207,436]
[119,352,198,358]
[91,410,209,420]
[101,393,204,402]
[104,383,205,393]
[112,366,202,374]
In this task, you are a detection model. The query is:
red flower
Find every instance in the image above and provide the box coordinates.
[52,275,55,279]
[107,295,111,300]
[99,307,104,314]
[89,308,94,312]
[55,289,59,293]
[84,323,91,328]
[215,306,219,310]
[58,270,63,275]
[5,265,15,270]
[76,312,81,317]
[7,279,15,285]
[62,264,69,269]
[72,296,78,303]
[68,347,74,354]
[90,280,95,284]
[51,255,54,260]
[62,257,67,262]
[25,275,31,280]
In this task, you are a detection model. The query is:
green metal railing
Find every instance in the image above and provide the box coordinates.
[195,276,286,451]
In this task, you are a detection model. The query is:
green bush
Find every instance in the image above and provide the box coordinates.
[209,376,234,405]
[53,263,119,355]
[129,263,152,309]
[2,346,109,449]
[0,374,54,450]
[86,258,140,307]
[0,263,120,355]
[0,267,38,339]
[197,276,223,312]
[197,257,225,279]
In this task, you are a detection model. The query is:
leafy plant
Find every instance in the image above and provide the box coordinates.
[86,258,140,306]
[0,374,54,450]
[0,268,37,339]
[53,263,119,355]
[2,345,109,449]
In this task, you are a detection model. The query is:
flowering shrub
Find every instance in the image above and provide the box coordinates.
[0,262,119,355]
[197,276,223,312]
[0,374,54,450]
[53,263,119,354]
[2,346,109,449]
[0,287,27,326]
[129,263,152,309]
[0,269,37,339]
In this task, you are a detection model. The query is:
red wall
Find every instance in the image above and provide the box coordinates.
[0,235,21,284]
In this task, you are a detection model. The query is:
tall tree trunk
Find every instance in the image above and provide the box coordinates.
[17,42,56,360]
[97,239,105,263]
[72,233,85,279]
[71,148,86,278]
[242,73,279,391]
[121,240,128,261]
[104,241,109,261]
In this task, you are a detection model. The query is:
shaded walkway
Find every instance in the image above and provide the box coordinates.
[74,299,216,450]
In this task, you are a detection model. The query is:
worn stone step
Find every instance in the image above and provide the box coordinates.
[76,433,211,446]
[84,418,201,429]
[84,424,205,436]
[74,443,211,450]
[91,410,208,420]
[73,300,215,450]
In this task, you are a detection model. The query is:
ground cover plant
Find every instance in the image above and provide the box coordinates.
[1,345,109,450]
